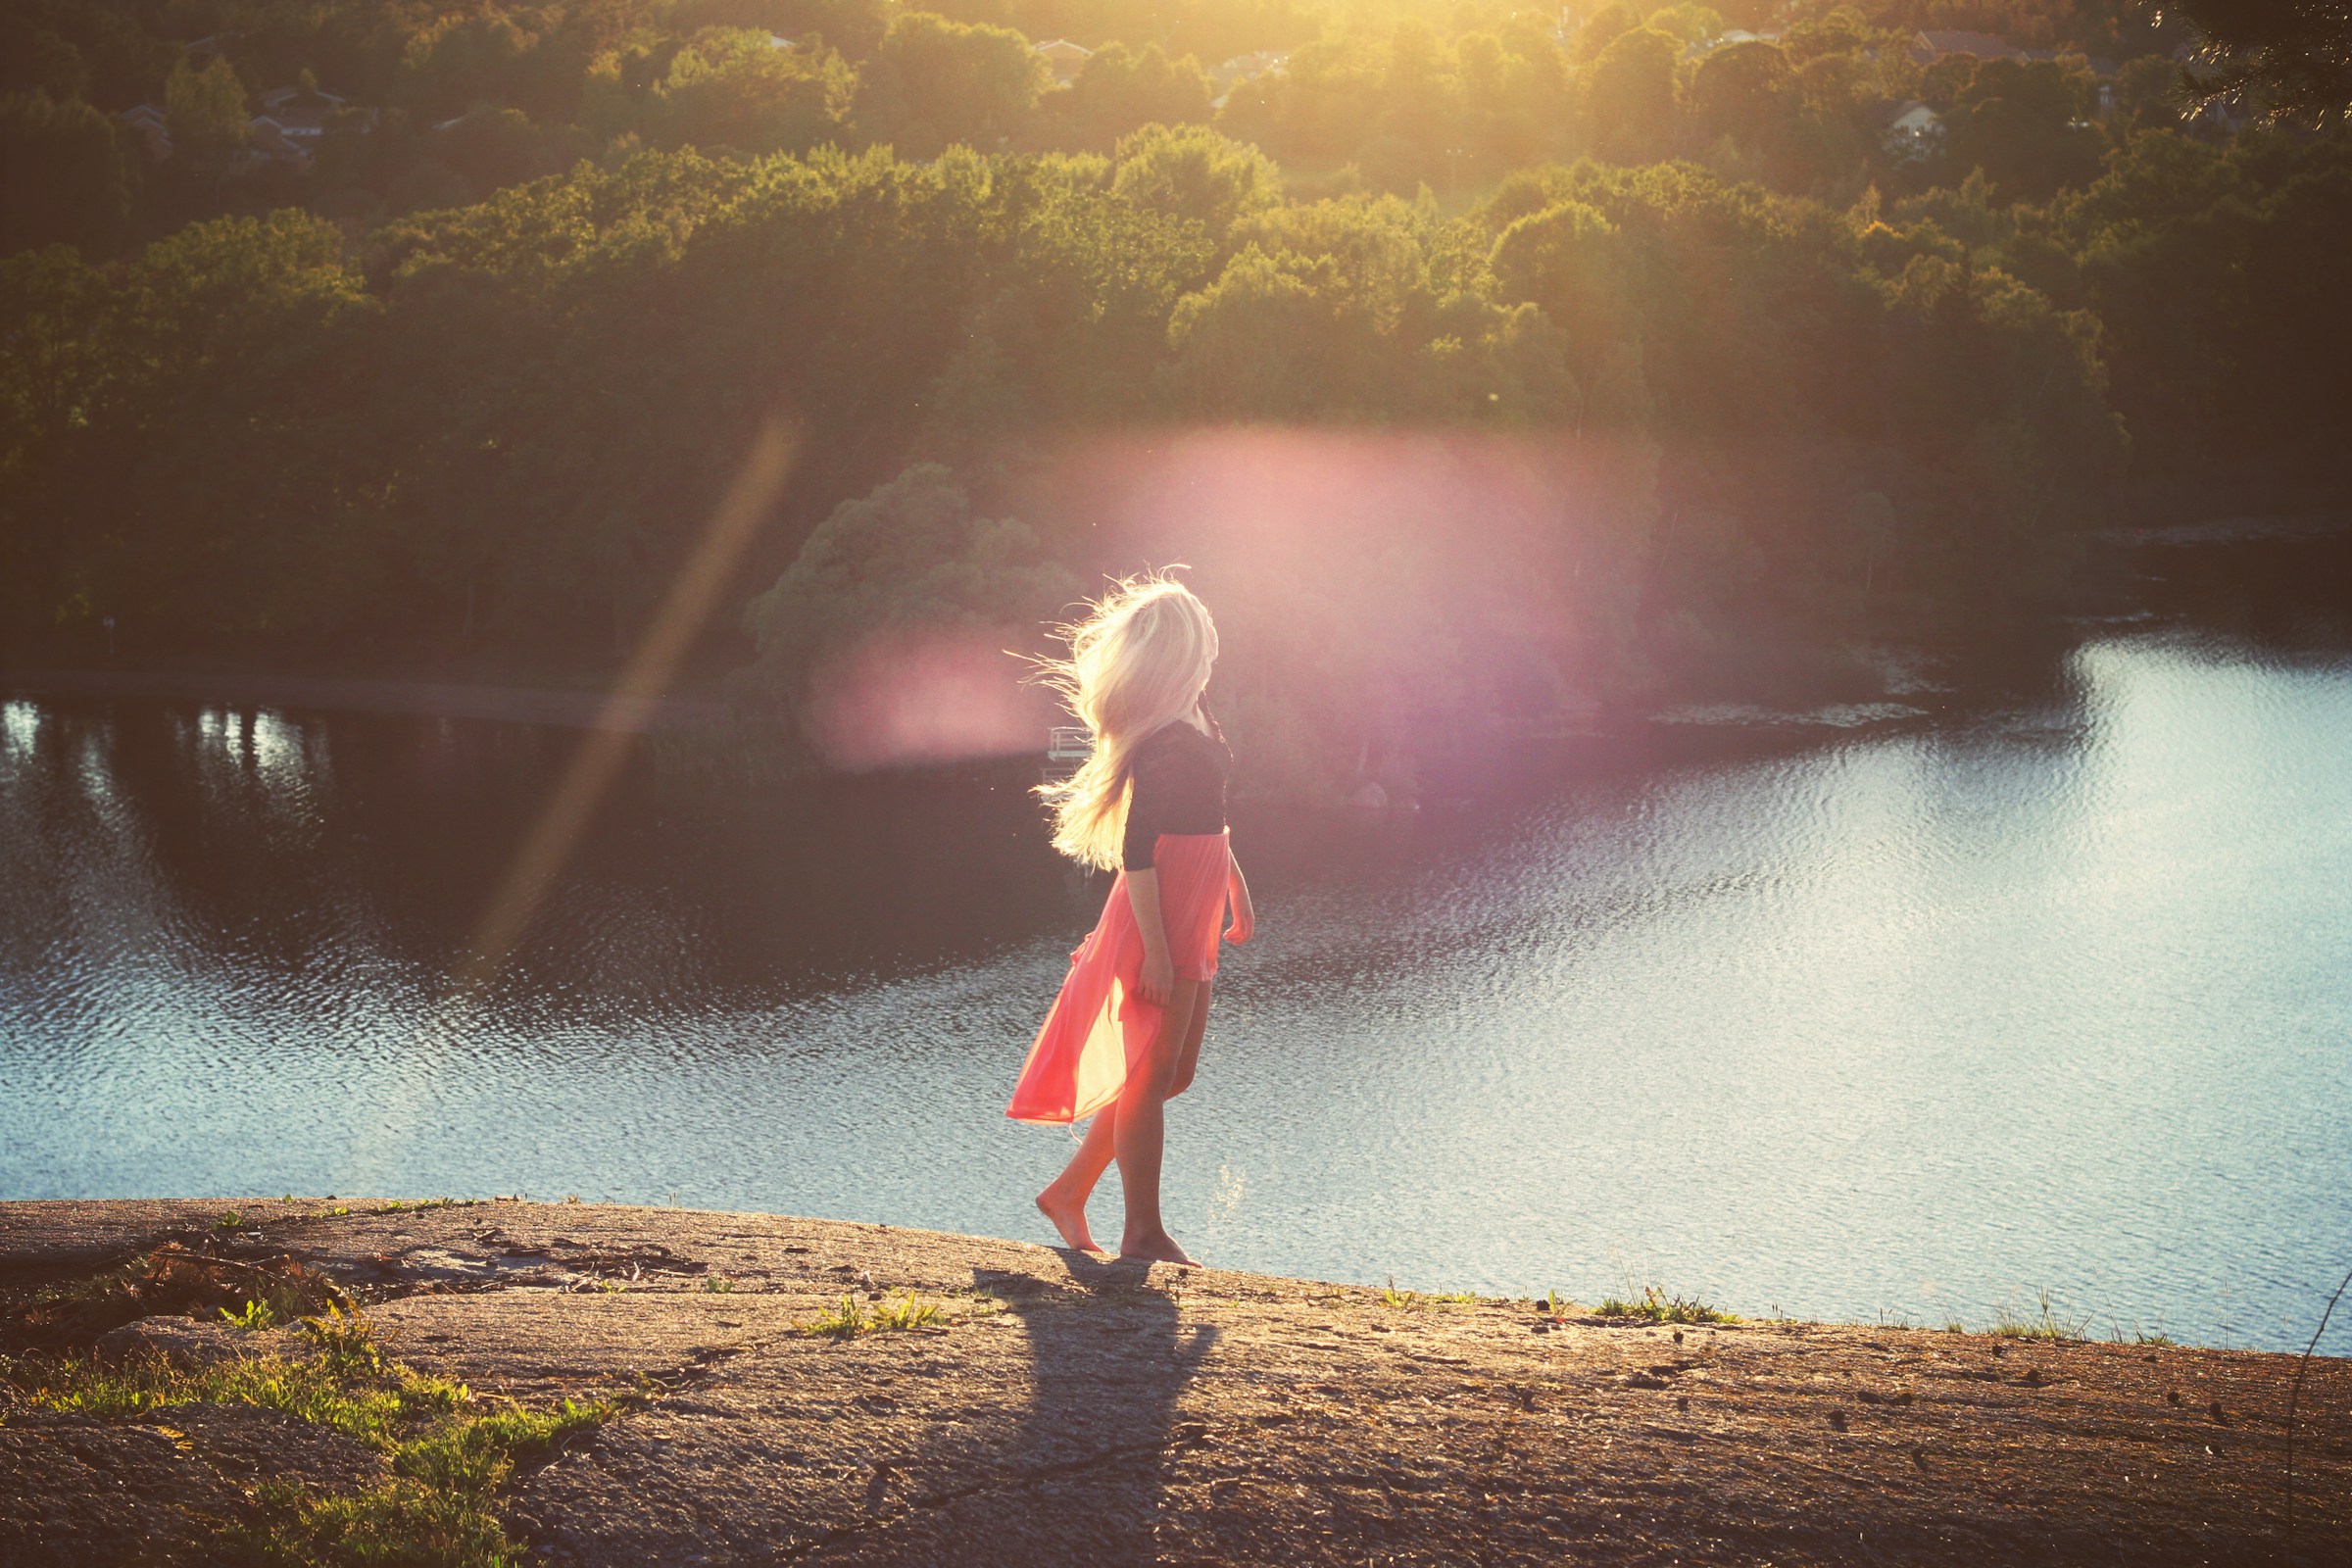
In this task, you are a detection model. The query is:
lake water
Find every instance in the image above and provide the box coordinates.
[4,526,2348,1353]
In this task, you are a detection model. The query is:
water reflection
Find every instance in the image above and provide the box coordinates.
[2,534,2349,1355]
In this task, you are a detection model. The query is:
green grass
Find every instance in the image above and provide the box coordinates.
[806,1291,945,1340]
[2107,1314,2176,1347]
[1989,1290,2090,1342]
[219,1298,277,1331]
[1595,1286,1740,1325]
[1379,1277,1478,1311]
[5,1307,614,1566]
[871,1293,943,1331]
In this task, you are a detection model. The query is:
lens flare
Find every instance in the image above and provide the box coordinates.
[808,627,1049,771]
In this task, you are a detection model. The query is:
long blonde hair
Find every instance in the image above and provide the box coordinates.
[1034,572,1219,869]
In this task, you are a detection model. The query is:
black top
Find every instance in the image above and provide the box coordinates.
[1120,715,1231,871]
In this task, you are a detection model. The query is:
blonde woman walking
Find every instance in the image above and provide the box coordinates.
[1008,575,1254,1265]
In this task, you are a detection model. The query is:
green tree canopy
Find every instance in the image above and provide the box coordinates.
[1585,26,1680,165]
[858,11,1048,157]
[0,92,135,256]
[1056,42,1213,148]
[1110,121,1280,231]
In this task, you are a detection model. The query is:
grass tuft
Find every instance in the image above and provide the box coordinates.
[871,1292,943,1331]
[1990,1289,2089,1342]
[1596,1286,1739,1325]
[805,1291,944,1340]
[1377,1280,1475,1311]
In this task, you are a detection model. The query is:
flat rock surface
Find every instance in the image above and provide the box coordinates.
[4,1199,2347,1566]
[0,1407,248,1567]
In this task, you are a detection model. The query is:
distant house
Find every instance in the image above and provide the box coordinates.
[1696,28,1785,54]
[1881,101,1947,161]
[259,84,344,115]
[246,117,310,165]
[247,83,375,165]
[2021,47,2119,79]
[119,102,172,161]
[1208,48,1290,105]
[1910,30,2025,67]
[765,32,795,49]
[1032,38,1093,84]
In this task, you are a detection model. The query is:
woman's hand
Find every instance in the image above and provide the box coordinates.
[1137,946,1176,1004]
[1224,890,1254,945]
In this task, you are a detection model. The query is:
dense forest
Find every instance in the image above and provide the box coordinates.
[3,0,2348,796]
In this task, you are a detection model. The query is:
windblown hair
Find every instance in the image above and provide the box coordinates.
[1034,573,1219,870]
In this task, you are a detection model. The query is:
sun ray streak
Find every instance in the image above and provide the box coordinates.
[452,416,800,1001]
[345,416,800,1192]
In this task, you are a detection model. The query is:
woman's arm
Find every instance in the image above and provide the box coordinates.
[1224,847,1254,945]
[1126,867,1176,1003]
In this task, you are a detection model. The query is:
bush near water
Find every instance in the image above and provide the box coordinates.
[3,0,2347,796]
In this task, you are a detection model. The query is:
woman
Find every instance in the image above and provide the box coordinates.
[1008,574,1253,1265]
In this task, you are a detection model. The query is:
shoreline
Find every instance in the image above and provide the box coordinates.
[11,514,2345,755]
[5,1199,2346,1565]
[0,666,734,734]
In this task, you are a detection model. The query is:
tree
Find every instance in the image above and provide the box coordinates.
[1489,196,1650,422]
[1056,42,1213,149]
[2169,0,2352,122]
[739,462,1075,734]
[1110,122,1279,232]
[645,28,856,154]
[2112,53,2190,134]
[858,11,1049,157]
[1585,26,1680,164]
[1948,57,2102,199]
[0,92,135,257]
[1690,39,1799,149]
[1574,4,1639,64]
[165,55,251,169]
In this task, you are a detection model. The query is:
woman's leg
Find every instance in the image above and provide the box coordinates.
[1115,979,1202,1264]
[1166,979,1213,1098]
[1037,1108,1118,1252]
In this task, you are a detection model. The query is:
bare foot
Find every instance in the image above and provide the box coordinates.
[1036,1189,1102,1252]
[1117,1230,1197,1267]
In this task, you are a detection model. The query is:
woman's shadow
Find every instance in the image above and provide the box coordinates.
[956,1251,1219,1565]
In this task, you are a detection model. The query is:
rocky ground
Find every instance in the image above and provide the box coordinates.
[2,1198,2345,1565]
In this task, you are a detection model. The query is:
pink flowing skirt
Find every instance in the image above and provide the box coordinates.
[1005,831,1231,1125]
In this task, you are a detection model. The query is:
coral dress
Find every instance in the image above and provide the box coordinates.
[1007,720,1231,1125]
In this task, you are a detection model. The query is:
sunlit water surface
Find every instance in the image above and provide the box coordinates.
[4,533,2348,1352]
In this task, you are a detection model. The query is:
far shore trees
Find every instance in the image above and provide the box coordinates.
[0,0,2346,793]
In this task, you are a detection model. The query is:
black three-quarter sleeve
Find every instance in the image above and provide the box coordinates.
[1120,723,1228,871]
[1121,754,1162,872]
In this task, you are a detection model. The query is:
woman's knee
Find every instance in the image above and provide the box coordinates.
[1133,1054,1181,1101]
